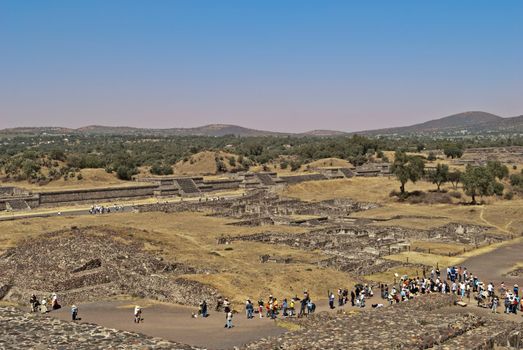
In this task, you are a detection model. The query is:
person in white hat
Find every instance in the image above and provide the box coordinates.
[134,305,142,323]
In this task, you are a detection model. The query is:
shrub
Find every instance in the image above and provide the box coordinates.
[216,160,227,173]
[150,163,173,175]
[290,160,302,172]
[116,166,137,180]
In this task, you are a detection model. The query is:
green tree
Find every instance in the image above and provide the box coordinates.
[116,165,137,180]
[486,160,509,180]
[150,163,173,175]
[461,165,504,204]
[216,160,227,173]
[391,151,425,194]
[49,149,66,161]
[443,144,464,159]
[448,170,462,190]
[428,163,449,191]
[290,160,302,172]
[22,159,40,179]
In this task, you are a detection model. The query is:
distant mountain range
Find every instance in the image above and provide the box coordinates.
[1,111,522,138]
[358,111,523,136]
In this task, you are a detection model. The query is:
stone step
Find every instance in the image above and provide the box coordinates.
[437,322,519,350]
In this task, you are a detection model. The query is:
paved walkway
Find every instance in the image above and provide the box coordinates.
[49,300,286,350]
[461,239,523,287]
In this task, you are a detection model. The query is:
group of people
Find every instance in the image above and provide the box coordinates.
[89,204,124,215]
[29,293,61,314]
[208,291,318,329]
[372,265,523,318]
[29,292,81,321]
[481,282,520,315]
[29,264,522,331]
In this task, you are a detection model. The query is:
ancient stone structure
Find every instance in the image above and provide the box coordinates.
[0,227,217,306]
[453,146,523,166]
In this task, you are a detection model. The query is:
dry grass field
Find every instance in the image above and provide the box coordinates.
[281,177,523,236]
[2,171,520,304]
[280,176,523,285]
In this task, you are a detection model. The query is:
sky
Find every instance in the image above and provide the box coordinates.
[1,1,522,132]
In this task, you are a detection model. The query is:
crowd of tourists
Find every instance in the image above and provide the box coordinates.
[28,265,522,328]
[208,291,318,328]
[89,204,124,214]
[375,266,522,316]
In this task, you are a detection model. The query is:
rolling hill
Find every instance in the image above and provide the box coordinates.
[1,111,522,137]
[359,111,514,136]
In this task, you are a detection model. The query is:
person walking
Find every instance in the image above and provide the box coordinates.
[134,305,142,323]
[201,300,208,318]
[225,310,233,329]
[329,291,335,309]
[491,296,498,314]
[245,300,254,319]
[258,299,264,318]
[71,305,79,321]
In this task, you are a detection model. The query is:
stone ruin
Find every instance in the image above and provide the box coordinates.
[140,189,506,277]
[453,146,523,166]
[0,227,218,306]
[139,189,378,227]
[224,223,504,276]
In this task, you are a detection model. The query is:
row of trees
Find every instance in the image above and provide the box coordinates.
[391,151,510,203]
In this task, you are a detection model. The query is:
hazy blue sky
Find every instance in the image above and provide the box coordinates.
[1,1,522,132]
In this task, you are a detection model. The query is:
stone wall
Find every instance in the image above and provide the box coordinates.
[38,185,158,205]
[203,179,242,190]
